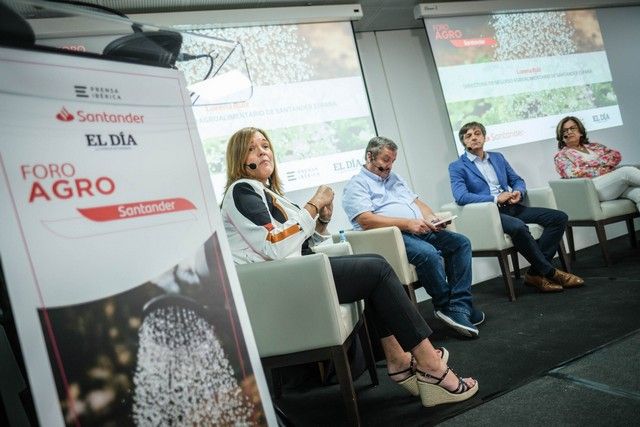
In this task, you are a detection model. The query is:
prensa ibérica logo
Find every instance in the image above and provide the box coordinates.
[74,85,122,101]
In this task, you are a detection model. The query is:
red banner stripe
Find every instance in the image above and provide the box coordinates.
[77,198,196,222]
[450,38,497,48]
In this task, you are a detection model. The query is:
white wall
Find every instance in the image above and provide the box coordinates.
[353,5,640,286]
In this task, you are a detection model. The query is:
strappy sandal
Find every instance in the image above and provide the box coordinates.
[388,347,449,397]
[416,366,478,407]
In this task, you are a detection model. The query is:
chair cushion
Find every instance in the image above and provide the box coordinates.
[339,303,360,336]
[409,264,418,283]
[504,223,543,245]
[599,199,637,218]
[313,241,353,256]
[340,227,415,285]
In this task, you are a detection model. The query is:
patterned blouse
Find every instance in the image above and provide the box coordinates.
[553,142,622,179]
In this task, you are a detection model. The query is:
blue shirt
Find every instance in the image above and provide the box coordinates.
[342,167,421,230]
[465,151,503,201]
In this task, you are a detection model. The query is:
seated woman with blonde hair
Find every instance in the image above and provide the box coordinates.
[220,126,478,408]
[554,116,640,212]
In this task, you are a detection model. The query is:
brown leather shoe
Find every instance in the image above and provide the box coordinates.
[551,269,584,288]
[524,273,564,293]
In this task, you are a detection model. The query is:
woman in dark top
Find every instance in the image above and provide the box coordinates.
[220,127,478,408]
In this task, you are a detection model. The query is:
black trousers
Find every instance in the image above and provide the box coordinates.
[328,254,432,352]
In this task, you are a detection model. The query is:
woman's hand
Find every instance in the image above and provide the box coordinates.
[315,201,333,233]
[306,185,334,218]
[319,202,333,223]
[310,185,334,209]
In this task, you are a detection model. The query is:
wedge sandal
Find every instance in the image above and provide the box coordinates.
[416,366,478,407]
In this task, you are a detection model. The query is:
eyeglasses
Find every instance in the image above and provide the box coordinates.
[562,125,579,135]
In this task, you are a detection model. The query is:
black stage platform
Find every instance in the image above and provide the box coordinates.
[274,233,640,426]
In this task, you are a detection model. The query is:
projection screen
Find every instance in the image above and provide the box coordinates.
[422,9,623,153]
[175,21,375,200]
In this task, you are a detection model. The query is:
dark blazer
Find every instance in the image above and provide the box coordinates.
[448,151,527,206]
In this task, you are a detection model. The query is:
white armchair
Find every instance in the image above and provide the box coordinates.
[333,226,420,303]
[331,211,453,305]
[234,251,377,426]
[312,241,354,257]
[549,178,638,266]
[442,187,569,301]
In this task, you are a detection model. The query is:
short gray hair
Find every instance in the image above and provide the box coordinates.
[365,136,398,161]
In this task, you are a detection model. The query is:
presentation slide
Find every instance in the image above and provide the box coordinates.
[176,21,375,200]
[424,10,623,153]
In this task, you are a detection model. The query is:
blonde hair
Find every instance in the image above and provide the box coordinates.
[224,127,284,195]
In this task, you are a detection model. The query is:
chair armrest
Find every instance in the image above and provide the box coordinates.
[312,241,353,256]
[235,253,349,357]
[524,186,557,209]
[335,226,416,285]
[441,201,511,251]
[548,178,603,220]
[621,163,640,169]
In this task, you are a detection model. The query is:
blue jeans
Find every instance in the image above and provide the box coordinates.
[402,230,473,316]
[498,204,568,276]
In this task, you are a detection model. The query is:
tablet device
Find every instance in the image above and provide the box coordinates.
[432,215,458,227]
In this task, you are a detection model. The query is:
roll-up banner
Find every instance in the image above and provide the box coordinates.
[0,46,274,426]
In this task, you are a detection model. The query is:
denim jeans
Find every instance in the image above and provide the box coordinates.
[498,204,568,276]
[402,230,473,316]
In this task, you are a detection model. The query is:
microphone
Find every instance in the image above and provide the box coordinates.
[244,163,257,170]
[371,162,389,172]
[368,156,390,173]
[176,52,210,61]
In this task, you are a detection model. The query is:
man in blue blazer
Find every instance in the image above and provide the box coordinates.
[448,121,584,293]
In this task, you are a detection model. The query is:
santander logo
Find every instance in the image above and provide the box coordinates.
[55,106,145,124]
[56,107,75,122]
